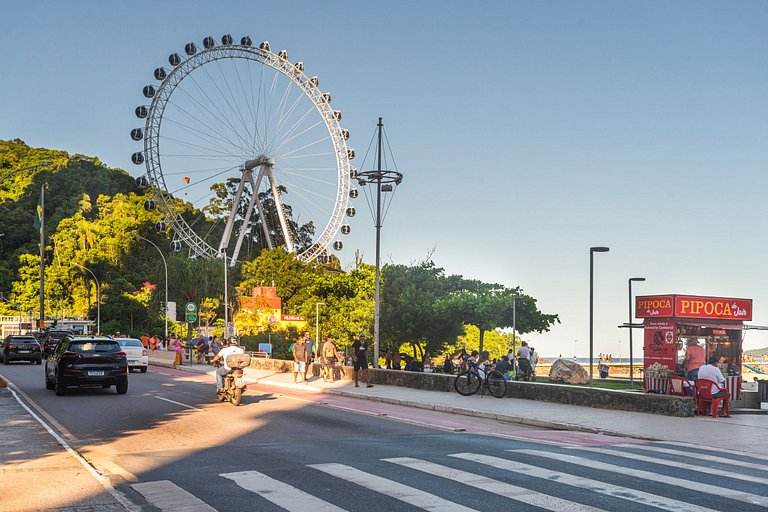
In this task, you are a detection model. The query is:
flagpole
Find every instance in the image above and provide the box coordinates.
[39,185,45,329]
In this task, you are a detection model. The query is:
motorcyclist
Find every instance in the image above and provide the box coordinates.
[209,337,245,393]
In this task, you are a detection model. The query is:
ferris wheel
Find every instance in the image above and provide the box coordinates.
[130,34,357,264]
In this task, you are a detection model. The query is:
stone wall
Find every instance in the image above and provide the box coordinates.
[246,358,696,417]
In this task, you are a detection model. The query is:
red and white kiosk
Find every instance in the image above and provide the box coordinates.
[635,294,750,400]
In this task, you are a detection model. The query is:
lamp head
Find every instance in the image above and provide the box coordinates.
[590,246,610,253]
[629,277,646,282]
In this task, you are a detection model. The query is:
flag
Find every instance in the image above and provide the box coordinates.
[33,191,42,230]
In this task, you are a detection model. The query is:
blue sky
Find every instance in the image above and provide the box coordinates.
[2,1,767,356]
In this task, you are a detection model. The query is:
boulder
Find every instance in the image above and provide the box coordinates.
[549,359,589,384]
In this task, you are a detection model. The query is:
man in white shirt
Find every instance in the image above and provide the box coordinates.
[697,357,728,416]
[210,338,245,391]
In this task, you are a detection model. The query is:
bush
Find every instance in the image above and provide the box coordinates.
[239,326,299,360]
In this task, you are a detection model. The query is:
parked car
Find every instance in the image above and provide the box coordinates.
[116,338,149,373]
[41,329,75,358]
[1,335,43,364]
[44,336,128,395]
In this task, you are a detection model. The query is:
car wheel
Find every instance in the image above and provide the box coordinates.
[54,376,66,396]
[116,380,128,394]
[45,371,54,390]
[3,357,8,365]
[139,366,147,373]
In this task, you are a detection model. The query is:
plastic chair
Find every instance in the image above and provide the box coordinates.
[695,379,730,418]
[668,375,694,397]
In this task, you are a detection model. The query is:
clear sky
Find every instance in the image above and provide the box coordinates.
[2,1,767,356]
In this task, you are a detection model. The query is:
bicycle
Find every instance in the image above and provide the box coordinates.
[454,360,508,398]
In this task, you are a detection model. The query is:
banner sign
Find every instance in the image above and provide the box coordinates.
[636,295,752,321]
[643,319,677,369]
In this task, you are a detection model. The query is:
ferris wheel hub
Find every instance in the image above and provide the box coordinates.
[244,155,275,171]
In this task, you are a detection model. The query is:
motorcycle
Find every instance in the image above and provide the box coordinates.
[213,353,251,406]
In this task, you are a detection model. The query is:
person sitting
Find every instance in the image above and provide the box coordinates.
[442,354,453,374]
[697,357,728,416]
[494,355,513,380]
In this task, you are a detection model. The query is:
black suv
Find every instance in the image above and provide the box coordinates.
[44,337,128,395]
[1,335,43,364]
[41,329,75,358]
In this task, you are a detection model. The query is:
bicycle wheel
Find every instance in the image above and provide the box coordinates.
[486,370,508,399]
[454,370,482,396]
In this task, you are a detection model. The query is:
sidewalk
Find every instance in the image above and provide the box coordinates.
[0,385,136,512]
[176,361,768,456]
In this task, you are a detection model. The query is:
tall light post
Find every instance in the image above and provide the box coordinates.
[133,233,169,339]
[72,262,100,335]
[589,246,610,384]
[628,277,645,386]
[315,302,324,356]
[356,117,403,368]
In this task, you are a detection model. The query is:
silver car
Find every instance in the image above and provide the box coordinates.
[116,338,149,373]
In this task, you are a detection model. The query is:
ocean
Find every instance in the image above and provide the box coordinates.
[542,357,644,365]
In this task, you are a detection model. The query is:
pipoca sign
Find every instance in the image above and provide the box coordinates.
[636,294,752,321]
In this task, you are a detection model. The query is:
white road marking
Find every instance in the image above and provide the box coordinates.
[627,442,768,472]
[154,395,203,411]
[131,480,217,511]
[384,457,608,512]
[452,452,719,512]
[512,448,768,508]
[309,463,477,511]
[220,470,347,511]
[568,445,768,485]
[3,383,140,511]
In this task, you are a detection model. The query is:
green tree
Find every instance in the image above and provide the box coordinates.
[379,260,465,360]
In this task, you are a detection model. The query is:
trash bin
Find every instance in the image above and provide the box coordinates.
[758,380,768,402]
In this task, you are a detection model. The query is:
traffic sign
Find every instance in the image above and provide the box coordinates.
[185,301,197,322]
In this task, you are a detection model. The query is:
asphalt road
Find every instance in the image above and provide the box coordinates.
[2,361,768,512]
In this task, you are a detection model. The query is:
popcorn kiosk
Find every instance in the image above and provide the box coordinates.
[635,294,750,400]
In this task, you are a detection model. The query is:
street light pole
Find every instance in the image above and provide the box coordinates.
[133,233,169,339]
[221,249,229,338]
[315,302,324,356]
[72,262,100,335]
[628,277,646,387]
[356,118,403,369]
[589,246,610,385]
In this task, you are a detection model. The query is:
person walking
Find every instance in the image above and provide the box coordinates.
[172,337,183,366]
[321,335,338,383]
[292,334,308,383]
[352,333,373,388]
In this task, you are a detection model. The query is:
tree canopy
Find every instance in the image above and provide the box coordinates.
[0,139,559,356]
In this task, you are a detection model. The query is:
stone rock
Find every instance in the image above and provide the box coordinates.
[549,359,589,384]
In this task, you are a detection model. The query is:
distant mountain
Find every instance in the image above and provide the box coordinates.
[745,347,768,357]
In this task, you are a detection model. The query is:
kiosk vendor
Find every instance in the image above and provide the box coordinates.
[636,294,750,400]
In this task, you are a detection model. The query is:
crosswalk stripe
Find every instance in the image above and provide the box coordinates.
[384,457,607,512]
[220,470,346,512]
[663,441,765,460]
[131,480,217,512]
[631,443,768,472]
[512,448,768,508]
[309,463,477,511]
[568,445,768,486]
[452,452,719,512]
